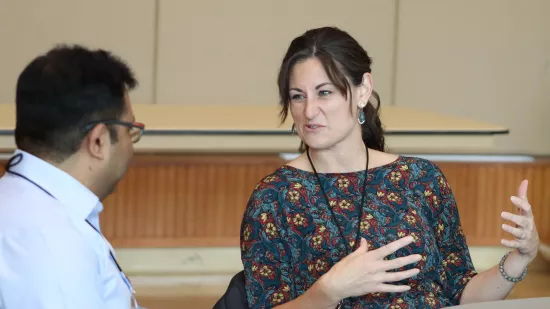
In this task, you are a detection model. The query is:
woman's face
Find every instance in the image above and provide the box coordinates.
[288,57,372,150]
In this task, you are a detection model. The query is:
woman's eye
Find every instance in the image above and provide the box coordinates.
[319,90,331,96]
[291,94,304,100]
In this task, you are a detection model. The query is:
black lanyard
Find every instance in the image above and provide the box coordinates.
[4,153,126,275]
[306,148,368,254]
[306,148,369,308]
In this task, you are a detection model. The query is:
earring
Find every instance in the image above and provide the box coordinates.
[291,123,296,134]
[358,107,366,124]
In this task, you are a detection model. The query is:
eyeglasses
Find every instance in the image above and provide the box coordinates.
[84,120,145,143]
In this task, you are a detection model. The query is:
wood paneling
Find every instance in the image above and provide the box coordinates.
[100,155,550,247]
[1,155,549,247]
[438,161,550,246]
[100,155,285,247]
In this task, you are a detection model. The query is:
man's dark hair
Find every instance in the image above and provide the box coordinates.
[14,44,137,162]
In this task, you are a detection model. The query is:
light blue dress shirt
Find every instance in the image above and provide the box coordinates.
[0,150,133,308]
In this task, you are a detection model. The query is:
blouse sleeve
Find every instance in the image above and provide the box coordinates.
[240,177,295,308]
[426,162,478,305]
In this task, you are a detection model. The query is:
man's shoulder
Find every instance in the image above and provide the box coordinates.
[0,179,76,239]
[0,173,47,203]
[0,213,96,270]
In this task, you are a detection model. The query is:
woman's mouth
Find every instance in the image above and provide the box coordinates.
[304,124,325,131]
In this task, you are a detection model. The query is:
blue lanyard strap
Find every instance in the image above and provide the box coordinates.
[84,219,134,291]
[4,153,135,294]
[5,154,53,197]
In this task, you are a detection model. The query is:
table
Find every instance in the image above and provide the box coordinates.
[447,297,550,308]
[0,103,508,153]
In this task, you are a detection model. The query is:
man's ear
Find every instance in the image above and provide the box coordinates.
[84,124,109,160]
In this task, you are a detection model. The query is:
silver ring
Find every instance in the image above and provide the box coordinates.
[518,232,527,240]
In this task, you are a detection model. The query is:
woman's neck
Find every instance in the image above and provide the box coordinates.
[307,140,368,174]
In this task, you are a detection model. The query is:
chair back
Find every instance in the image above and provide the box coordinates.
[212,270,248,309]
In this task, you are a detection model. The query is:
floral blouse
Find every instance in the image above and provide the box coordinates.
[240,156,478,308]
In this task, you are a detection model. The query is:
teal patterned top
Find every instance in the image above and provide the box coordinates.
[240,156,478,308]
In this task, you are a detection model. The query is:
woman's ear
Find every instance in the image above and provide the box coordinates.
[358,72,373,108]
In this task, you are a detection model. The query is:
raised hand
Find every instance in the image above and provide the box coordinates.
[501,179,540,262]
[319,236,421,304]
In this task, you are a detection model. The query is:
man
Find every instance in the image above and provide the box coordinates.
[0,45,145,308]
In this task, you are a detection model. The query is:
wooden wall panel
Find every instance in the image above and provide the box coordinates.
[1,155,549,248]
[438,161,550,246]
[100,155,550,247]
[100,155,285,247]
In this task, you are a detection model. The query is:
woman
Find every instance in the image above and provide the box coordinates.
[239,26,540,309]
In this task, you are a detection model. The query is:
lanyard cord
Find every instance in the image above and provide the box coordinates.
[306,147,369,308]
[4,153,130,285]
[306,148,368,253]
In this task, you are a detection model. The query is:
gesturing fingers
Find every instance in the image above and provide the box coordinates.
[375,284,412,293]
[501,238,522,249]
[502,223,525,239]
[350,238,369,257]
[511,196,533,218]
[379,268,420,283]
[517,179,528,202]
[501,211,530,228]
[374,236,414,259]
[378,254,422,272]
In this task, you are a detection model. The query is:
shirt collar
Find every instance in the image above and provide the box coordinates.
[7,149,100,221]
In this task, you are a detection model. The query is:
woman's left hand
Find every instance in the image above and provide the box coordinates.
[500,179,540,263]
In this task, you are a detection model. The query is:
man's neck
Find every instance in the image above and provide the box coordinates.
[47,155,104,200]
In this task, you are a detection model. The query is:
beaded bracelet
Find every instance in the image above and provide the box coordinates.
[499,251,528,283]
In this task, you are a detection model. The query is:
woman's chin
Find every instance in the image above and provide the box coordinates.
[302,139,333,150]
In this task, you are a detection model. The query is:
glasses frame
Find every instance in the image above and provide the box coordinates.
[84,120,145,143]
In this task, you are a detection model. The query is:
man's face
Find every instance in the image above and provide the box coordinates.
[102,93,137,197]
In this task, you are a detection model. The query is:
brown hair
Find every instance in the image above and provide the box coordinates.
[277,26,385,152]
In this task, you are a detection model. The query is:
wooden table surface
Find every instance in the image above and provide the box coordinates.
[447,297,550,308]
[0,104,508,153]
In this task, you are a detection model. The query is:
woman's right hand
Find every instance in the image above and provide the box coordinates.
[318,236,421,303]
